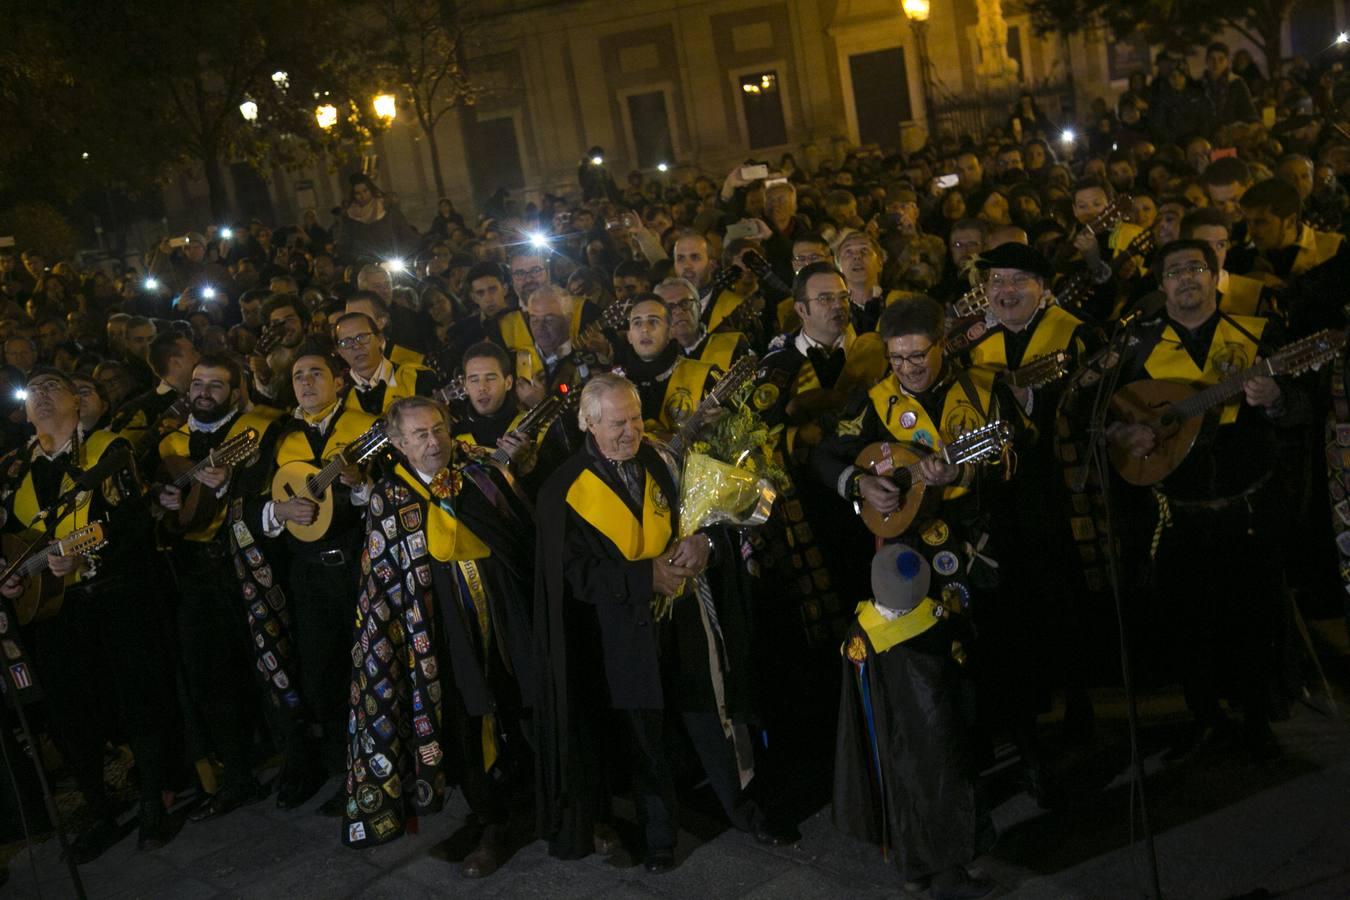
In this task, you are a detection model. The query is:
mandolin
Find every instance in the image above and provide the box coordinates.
[2,523,107,624]
[1055,216,1153,313]
[1003,350,1072,391]
[270,421,390,541]
[854,421,1012,538]
[160,427,261,533]
[1108,329,1341,485]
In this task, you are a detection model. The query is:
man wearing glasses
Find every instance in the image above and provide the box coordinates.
[655,277,749,374]
[333,312,437,416]
[0,368,179,858]
[1107,239,1302,764]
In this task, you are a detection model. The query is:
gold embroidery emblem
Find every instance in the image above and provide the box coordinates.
[845,635,868,662]
[665,387,695,424]
[836,408,867,437]
[752,383,780,411]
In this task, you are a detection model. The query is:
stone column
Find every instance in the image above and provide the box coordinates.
[974,0,1020,88]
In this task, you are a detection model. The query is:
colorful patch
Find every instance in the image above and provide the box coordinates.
[399,504,422,533]
[406,532,427,559]
[414,779,434,806]
[412,631,430,654]
[912,428,935,448]
[899,410,918,429]
[272,672,289,689]
[382,774,402,798]
[933,550,960,576]
[369,753,393,778]
[370,492,384,517]
[232,520,254,548]
[255,565,273,588]
[347,822,367,843]
[373,639,393,663]
[369,811,399,839]
[413,715,432,737]
[374,561,395,584]
[373,678,394,701]
[243,546,263,567]
[368,530,386,559]
[420,657,438,680]
[242,582,257,601]
[381,517,399,540]
[845,635,868,663]
[266,586,285,610]
[751,382,779,411]
[356,783,383,813]
[418,741,444,766]
[415,565,431,587]
[920,519,949,547]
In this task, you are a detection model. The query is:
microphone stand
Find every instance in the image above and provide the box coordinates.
[1077,308,1163,900]
[0,488,95,900]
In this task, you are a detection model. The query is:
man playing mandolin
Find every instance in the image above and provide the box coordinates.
[1106,239,1310,763]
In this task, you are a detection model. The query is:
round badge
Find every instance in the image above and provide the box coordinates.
[752,383,780,411]
[357,783,383,813]
[941,582,971,610]
[845,635,868,662]
[345,798,359,819]
[371,493,384,516]
[899,410,918,429]
[932,550,960,576]
[912,429,935,448]
[921,519,949,547]
[415,780,434,807]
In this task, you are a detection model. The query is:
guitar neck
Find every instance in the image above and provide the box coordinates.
[19,543,54,577]
[1170,359,1273,422]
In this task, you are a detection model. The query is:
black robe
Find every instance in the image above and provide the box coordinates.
[833,614,990,881]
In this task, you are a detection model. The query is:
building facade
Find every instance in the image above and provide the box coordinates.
[160,0,1350,235]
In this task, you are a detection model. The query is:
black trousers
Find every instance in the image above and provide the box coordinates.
[287,539,360,774]
[621,708,677,852]
[32,573,177,815]
[1152,490,1281,729]
[173,544,258,788]
[680,710,765,833]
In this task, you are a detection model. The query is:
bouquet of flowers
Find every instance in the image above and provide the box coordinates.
[652,384,787,619]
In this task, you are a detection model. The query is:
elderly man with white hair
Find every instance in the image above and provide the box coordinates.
[534,374,798,875]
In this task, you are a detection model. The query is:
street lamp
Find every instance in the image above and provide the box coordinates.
[373,93,397,124]
[901,0,937,145]
[239,98,259,123]
[315,104,338,130]
[272,70,289,89]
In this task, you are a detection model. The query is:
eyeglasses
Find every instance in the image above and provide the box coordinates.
[25,379,70,397]
[791,253,828,265]
[512,266,547,280]
[887,345,936,368]
[807,292,849,306]
[951,239,984,251]
[1161,264,1211,280]
[987,273,1039,289]
[336,332,376,350]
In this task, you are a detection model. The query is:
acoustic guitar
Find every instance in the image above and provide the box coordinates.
[2,523,107,624]
[1003,350,1072,391]
[1108,329,1341,485]
[663,353,761,458]
[270,421,390,541]
[855,420,1012,538]
[487,383,579,468]
[160,427,261,533]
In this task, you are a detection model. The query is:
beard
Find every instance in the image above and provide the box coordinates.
[192,397,229,423]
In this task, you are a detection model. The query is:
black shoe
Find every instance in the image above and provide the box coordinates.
[643,847,675,874]
[461,824,510,878]
[930,867,996,900]
[276,767,326,810]
[752,821,801,847]
[188,778,266,823]
[137,806,179,852]
[70,817,120,864]
[316,788,346,818]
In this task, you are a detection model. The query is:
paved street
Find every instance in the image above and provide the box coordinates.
[4,621,1350,900]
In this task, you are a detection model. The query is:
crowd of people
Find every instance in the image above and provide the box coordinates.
[2,39,1350,898]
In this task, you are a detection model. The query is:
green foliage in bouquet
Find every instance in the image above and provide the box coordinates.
[687,383,789,489]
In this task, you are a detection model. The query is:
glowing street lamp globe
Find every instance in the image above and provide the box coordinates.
[373,94,397,123]
[315,104,338,130]
[902,0,930,22]
[239,99,259,122]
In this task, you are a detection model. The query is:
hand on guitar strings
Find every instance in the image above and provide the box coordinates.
[194,464,230,490]
[859,474,902,515]
[274,496,318,526]
[47,552,81,578]
[1072,228,1102,264]
[917,456,961,487]
[337,460,365,489]
[1107,421,1157,458]
[158,484,183,511]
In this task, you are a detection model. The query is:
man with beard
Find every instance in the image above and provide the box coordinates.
[157,355,282,820]
[250,344,378,810]
[251,294,308,407]
[1109,240,1305,763]
[0,368,179,858]
[612,296,718,435]
[333,312,437,416]
[343,397,536,877]
[655,277,748,372]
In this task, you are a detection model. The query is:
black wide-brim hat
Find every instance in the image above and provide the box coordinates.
[973,242,1053,280]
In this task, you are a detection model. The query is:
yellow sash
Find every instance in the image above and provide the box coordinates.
[969,305,1083,370]
[496,309,544,381]
[793,326,887,395]
[1294,226,1344,277]
[653,357,715,433]
[12,430,120,539]
[343,362,424,414]
[275,407,378,468]
[565,467,672,561]
[389,343,425,368]
[855,599,942,654]
[1219,273,1265,317]
[706,289,744,333]
[1143,315,1266,425]
[697,333,742,372]
[393,463,491,561]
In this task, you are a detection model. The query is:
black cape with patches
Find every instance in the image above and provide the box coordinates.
[833,616,990,881]
[343,459,536,848]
